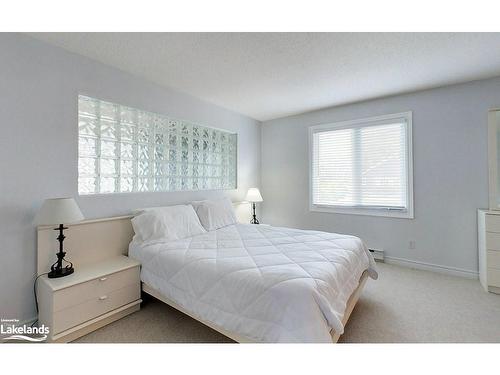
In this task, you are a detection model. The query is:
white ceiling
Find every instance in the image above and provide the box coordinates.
[28,33,500,121]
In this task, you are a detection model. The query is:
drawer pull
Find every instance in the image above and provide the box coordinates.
[99,277,108,282]
[98,295,108,301]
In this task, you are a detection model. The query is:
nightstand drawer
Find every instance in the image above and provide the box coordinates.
[52,283,140,334]
[53,267,140,312]
[486,232,500,251]
[487,250,500,269]
[488,268,500,287]
[485,214,500,233]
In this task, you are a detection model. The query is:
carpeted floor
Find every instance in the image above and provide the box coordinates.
[75,263,500,343]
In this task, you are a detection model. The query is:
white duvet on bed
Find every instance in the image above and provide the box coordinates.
[129,223,377,343]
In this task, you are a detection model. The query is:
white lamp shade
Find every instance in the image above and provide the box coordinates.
[245,188,263,202]
[35,198,84,225]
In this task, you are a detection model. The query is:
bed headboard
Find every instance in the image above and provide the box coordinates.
[36,201,251,275]
[36,215,134,275]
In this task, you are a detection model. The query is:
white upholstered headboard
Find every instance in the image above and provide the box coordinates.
[36,201,251,275]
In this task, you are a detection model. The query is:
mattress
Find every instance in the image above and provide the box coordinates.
[129,223,377,343]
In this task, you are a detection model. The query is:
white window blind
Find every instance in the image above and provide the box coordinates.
[310,112,413,218]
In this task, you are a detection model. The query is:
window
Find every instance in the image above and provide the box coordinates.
[78,95,237,195]
[309,112,413,218]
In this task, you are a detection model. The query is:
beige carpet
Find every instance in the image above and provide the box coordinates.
[76,263,500,343]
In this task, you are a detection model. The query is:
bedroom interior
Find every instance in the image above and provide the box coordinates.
[1,1,500,372]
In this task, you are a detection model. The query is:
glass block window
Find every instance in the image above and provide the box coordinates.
[78,95,237,195]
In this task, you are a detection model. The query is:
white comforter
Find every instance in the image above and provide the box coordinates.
[129,223,377,343]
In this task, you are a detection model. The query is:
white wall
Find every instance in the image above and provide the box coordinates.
[261,77,500,277]
[0,34,261,322]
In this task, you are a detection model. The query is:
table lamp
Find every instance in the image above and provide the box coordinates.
[245,188,263,224]
[35,198,84,278]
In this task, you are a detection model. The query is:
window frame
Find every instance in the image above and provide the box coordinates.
[308,111,414,219]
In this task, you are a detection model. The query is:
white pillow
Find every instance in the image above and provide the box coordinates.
[191,197,237,231]
[131,204,206,244]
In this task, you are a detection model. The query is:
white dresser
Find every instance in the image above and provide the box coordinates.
[477,210,500,294]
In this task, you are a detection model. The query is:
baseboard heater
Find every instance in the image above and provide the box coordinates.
[369,248,384,262]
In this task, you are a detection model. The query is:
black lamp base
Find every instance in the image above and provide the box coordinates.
[250,202,260,225]
[48,224,75,278]
[48,265,74,279]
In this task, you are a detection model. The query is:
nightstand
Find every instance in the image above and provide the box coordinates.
[37,255,141,342]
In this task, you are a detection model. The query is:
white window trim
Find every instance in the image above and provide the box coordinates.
[308,111,414,219]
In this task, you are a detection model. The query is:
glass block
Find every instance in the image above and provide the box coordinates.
[192,178,199,190]
[79,137,97,157]
[153,117,167,133]
[100,158,118,176]
[192,126,200,138]
[202,139,209,151]
[169,177,177,191]
[168,163,177,176]
[221,133,227,142]
[79,116,98,137]
[202,164,209,177]
[192,150,200,164]
[154,161,165,176]
[202,129,210,139]
[169,120,179,133]
[138,127,150,143]
[211,165,221,177]
[168,149,177,163]
[138,112,153,127]
[202,152,209,164]
[101,140,118,158]
[100,119,118,139]
[220,143,226,154]
[211,129,219,141]
[181,178,189,190]
[180,164,189,177]
[155,133,165,145]
[79,96,98,117]
[100,101,118,120]
[120,142,136,159]
[138,144,150,159]
[121,124,135,141]
[154,177,167,191]
[120,177,135,193]
[78,157,98,176]
[138,178,150,192]
[168,134,177,148]
[201,177,208,189]
[181,123,190,135]
[154,146,165,160]
[100,177,117,193]
[78,177,97,195]
[212,153,221,165]
[192,138,200,151]
[181,150,189,163]
[120,107,136,124]
[120,160,134,176]
[138,160,150,176]
[181,136,189,149]
[192,164,200,177]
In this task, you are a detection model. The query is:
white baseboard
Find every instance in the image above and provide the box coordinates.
[384,256,479,279]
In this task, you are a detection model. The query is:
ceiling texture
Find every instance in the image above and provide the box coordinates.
[28,33,500,121]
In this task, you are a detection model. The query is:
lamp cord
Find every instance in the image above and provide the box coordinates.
[30,272,49,327]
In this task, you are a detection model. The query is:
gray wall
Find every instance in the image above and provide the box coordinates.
[261,77,500,276]
[0,34,261,321]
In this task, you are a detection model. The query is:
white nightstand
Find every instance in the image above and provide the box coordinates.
[37,255,141,342]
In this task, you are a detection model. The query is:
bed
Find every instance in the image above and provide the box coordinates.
[129,223,377,343]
